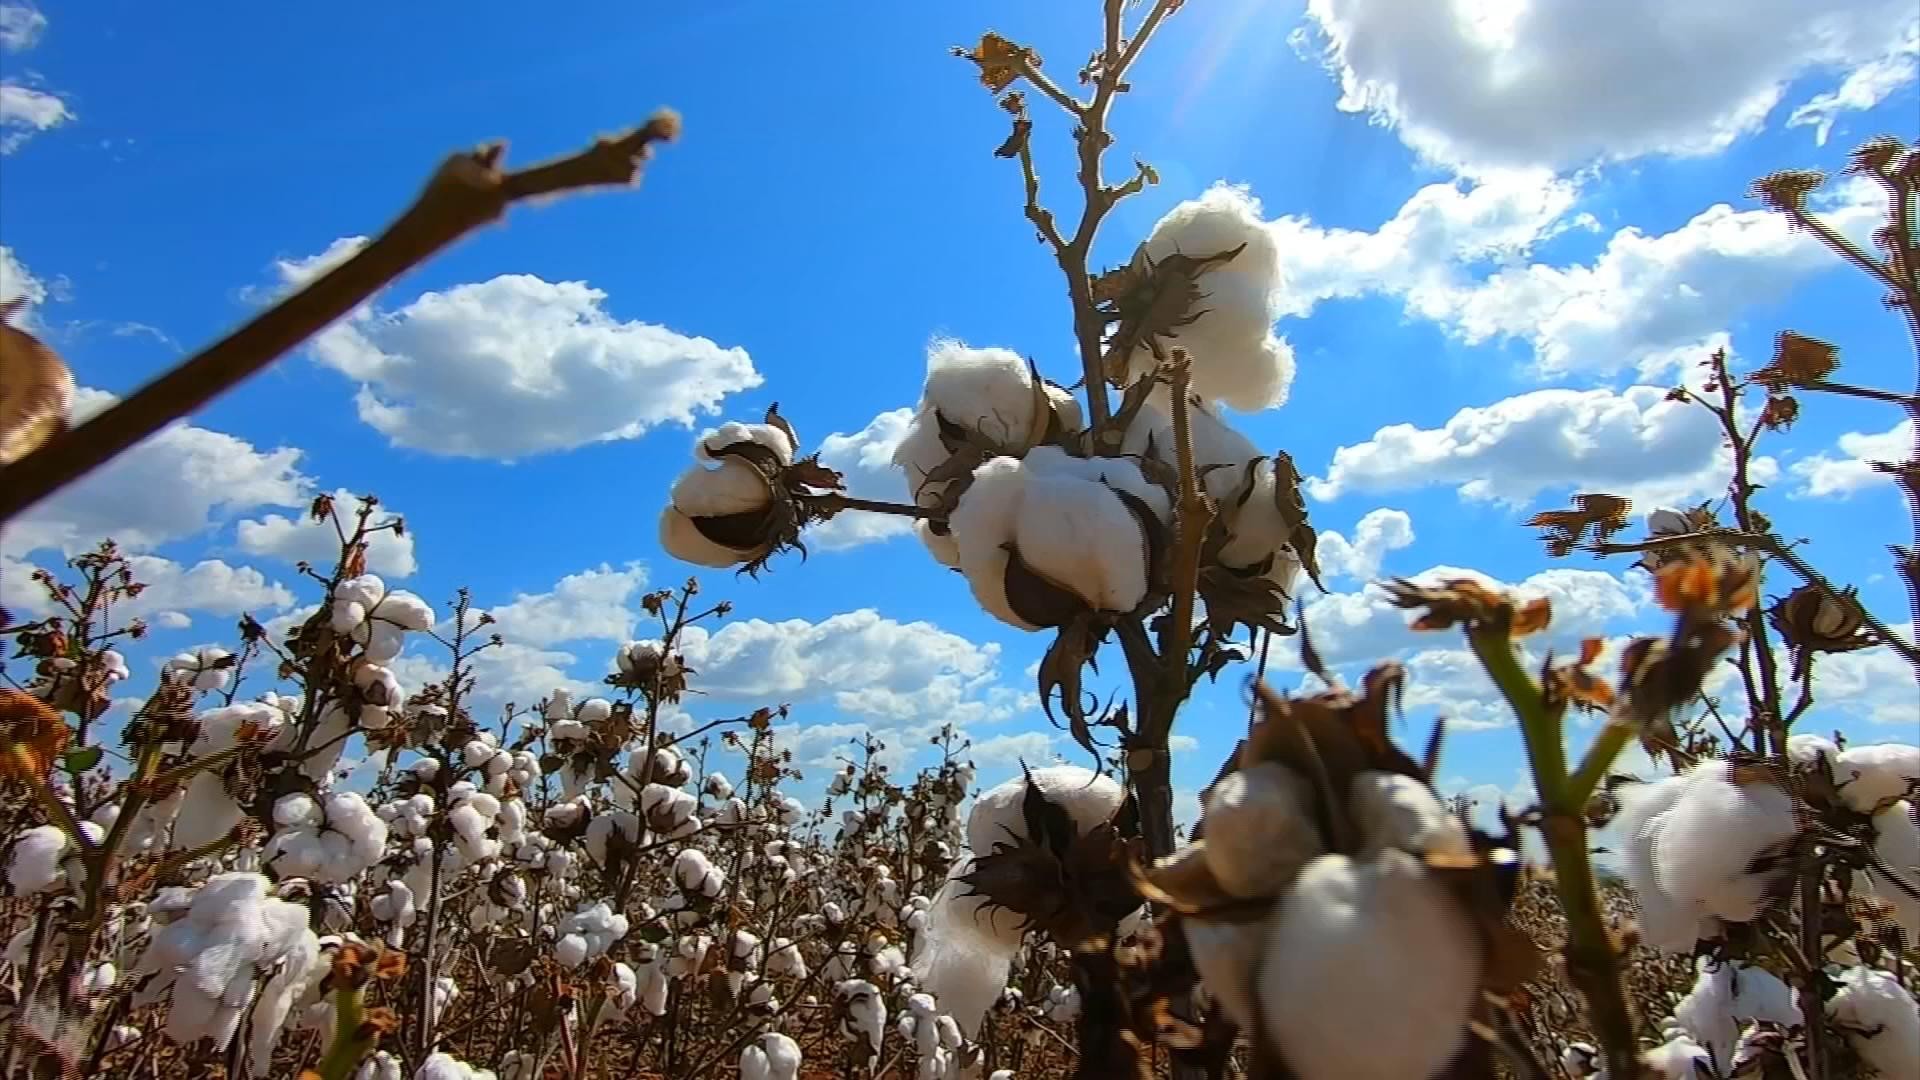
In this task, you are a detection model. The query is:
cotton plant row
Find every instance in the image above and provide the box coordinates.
[0,525,1096,1079]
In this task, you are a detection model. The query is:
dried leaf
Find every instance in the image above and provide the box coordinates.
[1754,330,1838,387]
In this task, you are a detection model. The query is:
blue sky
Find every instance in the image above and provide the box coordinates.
[2,1,1916,818]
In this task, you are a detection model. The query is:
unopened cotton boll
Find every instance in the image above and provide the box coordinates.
[1201,762,1324,898]
[1259,850,1482,1080]
[1127,184,1295,412]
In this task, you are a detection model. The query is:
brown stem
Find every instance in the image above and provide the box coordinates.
[816,493,942,521]
[1156,350,1214,734]
[0,112,680,526]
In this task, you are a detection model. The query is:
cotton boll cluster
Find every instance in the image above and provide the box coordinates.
[131,872,321,1065]
[265,791,389,883]
[328,575,436,664]
[1124,184,1295,411]
[897,992,966,1080]
[1616,759,1800,952]
[948,448,1168,631]
[892,340,1084,566]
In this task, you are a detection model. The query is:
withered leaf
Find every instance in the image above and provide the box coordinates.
[1754,330,1838,388]
[964,31,1035,93]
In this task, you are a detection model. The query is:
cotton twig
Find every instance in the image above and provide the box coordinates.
[0,111,682,527]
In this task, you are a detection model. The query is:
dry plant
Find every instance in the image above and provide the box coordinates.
[0,2,1916,1080]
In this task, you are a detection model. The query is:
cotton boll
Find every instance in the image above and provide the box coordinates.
[265,792,389,884]
[414,1052,498,1080]
[1651,760,1798,926]
[1827,964,1920,1078]
[740,1031,802,1080]
[1832,743,1920,814]
[660,457,778,567]
[1259,851,1482,1080]
[1201,762,1324,898]
[1858,800,1919,946]
[7,824,72,893]
[916,766,1123,1037]
[1183,919,1264,1033]
[356,1051,402,1080]
[1669,958,1800,1069]
[1129,185,1294,411]
[1786,733,1839,771]
[1640,1035,1713,1079]
[165,646,234,692]
[1615,773,1711,952]
[836,979,888,1058]
[1349,771,1473,861]
[700,420,796,466]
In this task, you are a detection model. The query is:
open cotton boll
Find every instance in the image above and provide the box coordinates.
[740,1031,802,1080]
[1786,733,1839,770]
[1202,762,1325,898]
[264,792,389,884]
[1129,184,1295,412]
[414,1052,499,1080]
[1615,772,1711,951]
[1183,919,1265,1033]
[7,823,74,893]
[660,457,778,567]
[1670,958,1800,1070]
[915,766,1123,1038]
[948,450,1162,631]
[173,701,285,850]
[1857,800,1919,945]
[698,420,794,466]
[1651,760,1798,925]
[1349,771,1473,862]
[1828,965,1919,1078]
[1259,850,1482,1080]
[132,872,320,1060]
[1641,1035,1713,1079]
[1832,742,1920,813]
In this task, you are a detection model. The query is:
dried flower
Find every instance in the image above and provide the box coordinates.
[1653,546,1760,618]
[1381,576,1551,638]
[0,689,69,782]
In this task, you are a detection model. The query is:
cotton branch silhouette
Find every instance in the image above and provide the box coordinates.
[0,110,682,526]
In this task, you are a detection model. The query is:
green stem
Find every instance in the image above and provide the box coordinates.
[1465,628,1640,1079]
[311,985,373,1080]
[1567,722,1634,808]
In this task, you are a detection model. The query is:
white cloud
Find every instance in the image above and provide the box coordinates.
[0,81,70,153]
[1790,419,1913,498]
[1275,174,1881,380]
[1296,0,1918,174]
[1286,564,1647,672]
[235,488,419,577]
[484,563,648,649]
[1815,624,1918,726]
[5,387,310,556]
[0,3,46,51]
[675,609,999,704]
[808,407,916,551]
[1271,175,1584,318]
[1317,508,1416,582]
[0,243,45,311]
[273,241,763,459]
[967,731,1064,769]
[2,552,292,626]
[1309,385,1776,509]
[1787,25,1920,145]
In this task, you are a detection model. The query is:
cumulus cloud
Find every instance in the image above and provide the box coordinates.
[674,609,998,703]
[1816,623,1919,726]
[2,553,292,627]
[235,488,418,577]
[6,387,310,556]
[1787,24,1920,145]
[0,2,46,51]
[1317,508,1416,582]
[1296,0,1918,174]
[1284,564,1647,672]
[1309,385,1776,509]
[807,407,916,550]
[967,731,1065,770]
[272,239,762,459]
[1790,419,1913,498]
[483,563,648,649]
[0,244,45,310]
[0,80,70,153]
[1274,175,1881,380]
